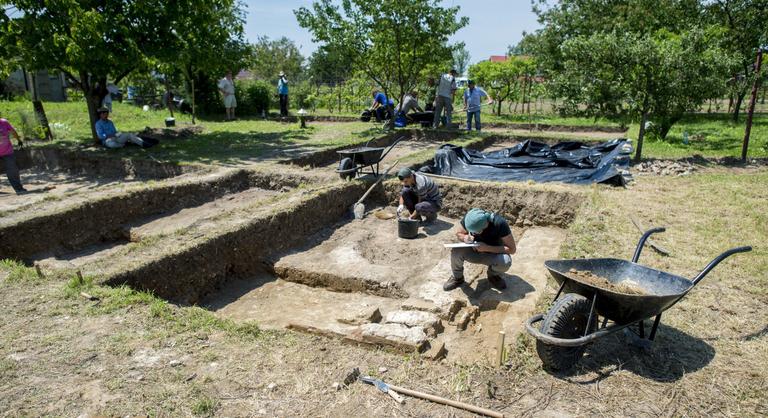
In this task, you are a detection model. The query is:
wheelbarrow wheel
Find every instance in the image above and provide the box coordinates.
[338,157,355,180]
[536,293,597,371]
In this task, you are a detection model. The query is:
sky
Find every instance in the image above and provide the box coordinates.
[242,0,541,64]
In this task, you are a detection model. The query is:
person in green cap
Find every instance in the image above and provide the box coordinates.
[396,167,441,223]
[444,208,517,291]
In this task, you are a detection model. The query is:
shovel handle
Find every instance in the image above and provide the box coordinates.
[386,384,504,418]
[355,160,400,205]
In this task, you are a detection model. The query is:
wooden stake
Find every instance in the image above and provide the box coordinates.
[76,270,84,285]
[34,264,45,279]
[496,331,506,367]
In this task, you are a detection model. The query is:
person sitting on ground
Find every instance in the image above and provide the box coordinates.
[94,107,145,149]
[444,208,517,291]
[462,80,493,131]
[396,167,441,224]
[0,116,27,194]
[371,89,394,122]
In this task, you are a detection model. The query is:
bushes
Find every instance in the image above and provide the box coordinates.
[235,80,272,116]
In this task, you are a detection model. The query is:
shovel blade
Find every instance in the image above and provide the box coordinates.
[353,203,365,219]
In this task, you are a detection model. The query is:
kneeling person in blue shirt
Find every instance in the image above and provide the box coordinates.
[444,208,516,291]
[94,107,145,148]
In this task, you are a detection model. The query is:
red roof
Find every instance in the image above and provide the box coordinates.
[489,55,508,62]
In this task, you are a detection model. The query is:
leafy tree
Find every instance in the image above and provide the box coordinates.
[556,30,734,161]
[250,36,304,81]
[452,42,471,75]
[307,44,356,84]
[469,56,535,115]
[1,0,248,138]
[296,0,468,127]
[706,0,768,122]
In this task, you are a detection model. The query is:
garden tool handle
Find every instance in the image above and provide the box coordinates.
[632,227,665,263]
[691,246,752,285]
[355,159,400,205]
[386,383,504,418]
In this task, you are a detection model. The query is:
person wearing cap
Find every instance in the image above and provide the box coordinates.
[94,107,145,148]
[443,208,517,291]
[277,71,289,117]
[462,80,493,131]
[396,167,441,223]
[0,114,27,194]
[217,71,237,121]
[432,69,458,128]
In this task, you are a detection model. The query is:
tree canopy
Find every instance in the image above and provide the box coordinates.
[296,0,468,125]
[250,36,305,81]
[1,0,249,138]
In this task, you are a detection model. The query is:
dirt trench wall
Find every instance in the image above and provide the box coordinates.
[0,147,203,179]
[0,169,312,261]
[104,181,371,304]
[383,179,582,228]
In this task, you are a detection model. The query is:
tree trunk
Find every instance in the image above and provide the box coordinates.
[634,110,649,163]
[732,90,746,122]
[164,77,175,118]
[743,48,763,162]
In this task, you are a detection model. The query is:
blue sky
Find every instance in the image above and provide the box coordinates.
[242,0,541,64]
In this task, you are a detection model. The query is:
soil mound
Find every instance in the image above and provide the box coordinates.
[567,268,647,295]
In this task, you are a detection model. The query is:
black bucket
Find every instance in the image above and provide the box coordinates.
[165,117,176,127]
[398,218,419,239]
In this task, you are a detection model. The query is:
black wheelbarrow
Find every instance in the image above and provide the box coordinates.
[336,136,404,180]
[525,227,751,371]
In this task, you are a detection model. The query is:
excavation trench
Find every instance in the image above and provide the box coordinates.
[5,139,586,364]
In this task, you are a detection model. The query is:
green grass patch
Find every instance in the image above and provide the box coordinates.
[0,259,42,284]
[0,100,379,165]
[61,274,262,340]
[627,113,768,159]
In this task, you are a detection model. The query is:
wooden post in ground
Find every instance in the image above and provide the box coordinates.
[742,48,764,162]
[496,331,506,367]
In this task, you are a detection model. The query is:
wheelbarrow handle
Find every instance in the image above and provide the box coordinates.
[691,246,752,285]
[378,135,406,161]
[632,227,666,263]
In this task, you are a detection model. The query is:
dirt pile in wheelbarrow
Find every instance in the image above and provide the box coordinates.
[567,268,647,295]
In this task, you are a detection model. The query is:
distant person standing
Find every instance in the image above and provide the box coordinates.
[218,71,237,121]
[433,69,457,128]
[277,71,289,117]
[0,116,27,194]
[462,80,493,131]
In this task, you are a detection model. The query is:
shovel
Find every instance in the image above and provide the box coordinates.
[351,159,400,219]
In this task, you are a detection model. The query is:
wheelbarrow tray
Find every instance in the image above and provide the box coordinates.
[545,258,692,325]
[337,147,386,165]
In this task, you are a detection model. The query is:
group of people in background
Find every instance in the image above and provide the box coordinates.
[217,70,291,121]
[372,69,494,131]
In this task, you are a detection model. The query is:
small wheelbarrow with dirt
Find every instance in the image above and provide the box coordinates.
[525,227,751,371]
[336,136,404,180]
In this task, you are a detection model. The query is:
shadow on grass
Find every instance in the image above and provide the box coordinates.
[95,125,380,166]
[550,322,715,383]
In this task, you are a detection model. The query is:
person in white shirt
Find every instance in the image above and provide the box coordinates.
[217,71,237,121]
[432,69,457,128]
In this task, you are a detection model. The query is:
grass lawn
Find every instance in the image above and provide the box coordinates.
[0,101,380,165]
[628,113,768,159]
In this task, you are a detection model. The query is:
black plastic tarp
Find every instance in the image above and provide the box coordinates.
[433,139,632,186]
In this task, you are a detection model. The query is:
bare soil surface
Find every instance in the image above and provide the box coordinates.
[233,211,567,363]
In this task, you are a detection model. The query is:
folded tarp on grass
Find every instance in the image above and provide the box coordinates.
[433,139,631,186]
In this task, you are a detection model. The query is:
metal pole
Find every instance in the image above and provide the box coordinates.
[742,48,764,162]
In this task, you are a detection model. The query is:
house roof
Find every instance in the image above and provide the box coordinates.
[489,55,508,62]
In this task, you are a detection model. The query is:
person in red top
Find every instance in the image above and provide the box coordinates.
[0,117,27,194]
